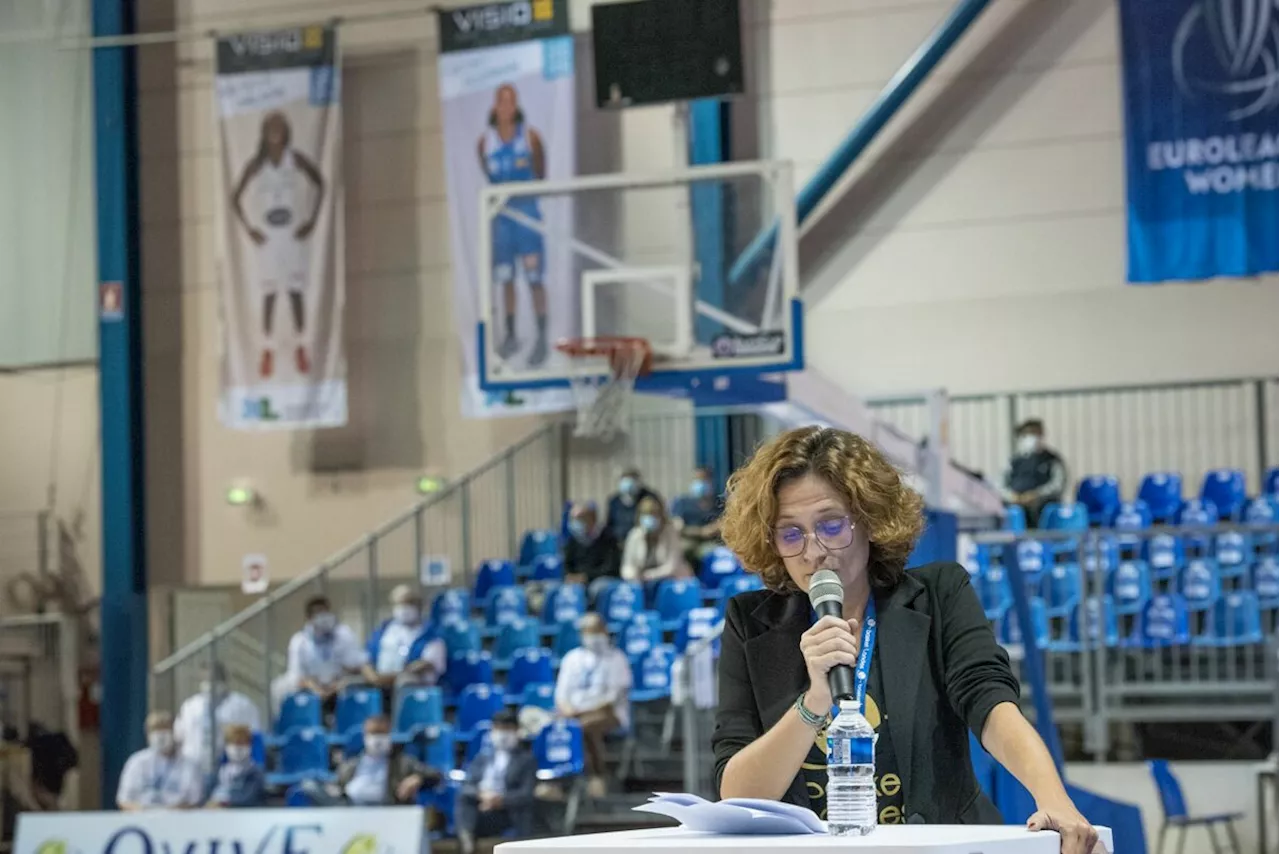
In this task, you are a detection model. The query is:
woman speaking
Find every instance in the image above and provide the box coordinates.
[713,426,1098,854]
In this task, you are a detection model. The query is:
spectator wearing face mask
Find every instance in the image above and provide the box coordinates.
[672,466,723,567]
[305,715,441,807]
[554,614,632,797]
[363,585,447,705]
[620,497,690,584]
[563,502,621,602]
[117,711,205,811]
[205,724,265,808]
[174,663,262,774]
[1002,419,1066,529]
[605,468,661,545]
[456,710,538,854]
[277,596,367,716]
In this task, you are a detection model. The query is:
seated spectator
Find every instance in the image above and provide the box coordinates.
[205,724,265,809]
[275,595,367,717]
[554,614,632,797]
[621,497,690,583]
[672,466,722,566]
[1001,418,1067,528]
[303,714,441,807]
[363,585,447,701]
[605,468,661,544]
[563,501,621,601]
[174,663,262,773]
[117,711,204,811]
[457,710,537,854]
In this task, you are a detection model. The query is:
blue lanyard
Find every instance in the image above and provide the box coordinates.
[811,597,878,715]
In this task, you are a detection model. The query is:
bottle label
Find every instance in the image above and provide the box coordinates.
[827,734,874,766]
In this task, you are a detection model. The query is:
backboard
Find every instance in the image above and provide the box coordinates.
[476,160,802,398]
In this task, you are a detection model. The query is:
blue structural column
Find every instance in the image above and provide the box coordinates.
[688,99,731,489]
[93,0,148,803]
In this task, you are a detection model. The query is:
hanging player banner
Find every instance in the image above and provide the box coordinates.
[1118,0,1278,283]
[214,25,346,428]
[437,0,576,418]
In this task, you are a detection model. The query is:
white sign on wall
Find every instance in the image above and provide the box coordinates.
[242,552,269,594]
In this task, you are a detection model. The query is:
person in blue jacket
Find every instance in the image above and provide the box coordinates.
[363,585,447,707]
[205,724,265,808]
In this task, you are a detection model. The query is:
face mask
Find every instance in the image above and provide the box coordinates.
[583,633,608,653]
[690,480,710,499]
[364,734,392,757]
[226,744,252,763]
[149,731,174,753]
[618,477,638,496]
[491,731,519,752]
[1016,435,1039,454]
[393,605,420,625]
[567,518,589,539]
[311,612,337,634]
[639,514,659,533]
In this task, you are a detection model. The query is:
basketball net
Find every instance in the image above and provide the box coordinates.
[557,338,651,441]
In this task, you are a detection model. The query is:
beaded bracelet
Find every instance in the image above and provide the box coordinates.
[794,691,830,730]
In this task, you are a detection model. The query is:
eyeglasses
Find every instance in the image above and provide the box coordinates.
[773,516,855,558]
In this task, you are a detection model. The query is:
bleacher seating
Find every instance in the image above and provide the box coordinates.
[432,588,470,624]
[394,686,444,742]
[1200,468,1247,520]
[1138,472,1184,522]
[273,691,322,746]
[631,645,675,703]
[519,529,559,568]
[621,611,662,659]
[674,606,721,653]
[331,684,382,744]
[484,586,528,637]
[504,648,554,705]
[474,559,516,604]
[1076,475,1121,526]
[534,718,585,781]
[445,650,494,697]
[1133,594,1191,647]
[1266,467,1279,497]
[455,683,504,743]
[530,554,564,582]
[598,580,643,630]
[493,617,539,669]
[268,727,331,787]
[523,682,556,711]
[655,579,701,631]
[440,619,481,654]
[698,547,744,592]
[1041,501,1089,531]
[542,583,586,631]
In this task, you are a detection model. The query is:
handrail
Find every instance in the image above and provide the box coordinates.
[153,423,556,675]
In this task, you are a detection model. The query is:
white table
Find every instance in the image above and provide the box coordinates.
[495,825,1115,854]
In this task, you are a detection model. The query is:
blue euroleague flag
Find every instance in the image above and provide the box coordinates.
[1118,0,1279,283]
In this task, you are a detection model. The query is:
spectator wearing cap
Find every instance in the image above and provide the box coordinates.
[363,585,447,705]
[1002,418,1067,528]
[605,468,662,545]
[205,724,265,808]
[174,663,261,774]
[456,710,538,854]
[563,502,621,602]
[672,466,723,567]
[554,613,632,797]
[274,595,366,717]
[117,711,204,811]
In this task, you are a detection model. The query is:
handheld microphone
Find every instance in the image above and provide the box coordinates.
[807,569,854,701]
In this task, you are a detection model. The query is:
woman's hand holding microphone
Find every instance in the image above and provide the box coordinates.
[798,615,861,718]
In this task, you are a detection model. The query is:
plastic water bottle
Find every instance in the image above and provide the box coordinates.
[826,698,877,836]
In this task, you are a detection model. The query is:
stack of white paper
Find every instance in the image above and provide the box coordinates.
[633,792,827,835]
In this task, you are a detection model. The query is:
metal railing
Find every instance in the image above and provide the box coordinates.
[867,376,1279,499]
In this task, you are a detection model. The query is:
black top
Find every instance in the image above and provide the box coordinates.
[563,527,621,583]
[712,562,1018,825]
[605,488,661,543]
[799,647,905,823]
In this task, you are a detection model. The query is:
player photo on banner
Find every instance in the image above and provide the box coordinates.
[437,0,576,418]
[214,25,345,429]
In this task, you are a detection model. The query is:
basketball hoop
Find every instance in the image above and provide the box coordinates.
[556,337,653,440]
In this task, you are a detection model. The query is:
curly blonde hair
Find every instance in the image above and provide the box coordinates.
[720,426,925,593]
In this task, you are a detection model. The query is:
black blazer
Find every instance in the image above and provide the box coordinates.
[712,561,1019,825]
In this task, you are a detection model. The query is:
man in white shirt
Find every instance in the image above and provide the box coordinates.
[278,595,366,714]
[363,585,447,699]
[116,711,205,810]
[553,613,632,797]
[174,663,262,773]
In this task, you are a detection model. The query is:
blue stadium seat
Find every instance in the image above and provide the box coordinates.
[622,611,663,659]
[1050,596,1118,652]
[1042,563,1081,617]
[551,618,581,662]
[440,618,481,655]
[1003,504,1027,533]
[431,588,471,624]
[655,579,702,631]
[534,718,585,781]
[631,644,676,703]
[273,691,322,746]
[1179,558,1221,612]
[393,686,444,742]
[1076,475,1121,527]
[1246,496,1280,524]
[1138,472,1183,523]
[541,583,586,630]
[716,575,764,618]
[267,727,332,788]
[1252,557,1279,609]
[978,564,1012,620]
[521,682,556,711]
[1108,560,1152,615]
[474,559,516,604]
[698,546,744,591]
[331,683,382,743]
[504,648,554,705]
[598,580,643,630]
[1267,467,1280,497]
[1145,533,1186,581]
[410,723,455,772]
[455,683,504,744]
[519,529,560,567]
[1214,530,1252,575]
[530,554,564,582]
[1015,539,1047,575]
[1200,591,1264,647]
[445,650,494,697]
[1082,536,1120,574]
[484,586,528,637]
[493,617,539,669]
[1132,594,1191,647]
[1177,498,1218,557]
[1112,500,1153,557]
[1200,469,1247,520]
[674,606,721,653]
[1041,502,1089,531]
[462,722,492,765]
[997,598,1050,652]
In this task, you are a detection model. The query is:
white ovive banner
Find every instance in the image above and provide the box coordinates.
[15,806,424,854]
[214,25,347,429]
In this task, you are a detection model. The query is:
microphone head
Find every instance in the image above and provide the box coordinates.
[807,569,844,612]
